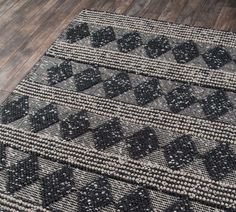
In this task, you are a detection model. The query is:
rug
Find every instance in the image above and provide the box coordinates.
[0,9,236,211]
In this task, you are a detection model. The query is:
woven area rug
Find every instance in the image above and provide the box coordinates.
[1,10,236,211]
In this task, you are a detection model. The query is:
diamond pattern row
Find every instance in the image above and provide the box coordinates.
[1,97,236,181]
[65,23,235,70]
[46,60,234,121]
[0,149,215,211]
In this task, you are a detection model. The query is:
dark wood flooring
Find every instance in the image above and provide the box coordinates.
[0,0,236,103]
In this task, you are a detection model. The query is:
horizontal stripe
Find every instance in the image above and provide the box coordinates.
[0,124,236,210]
[0,193,48,212]
[47,41,236,93]
[15,80,236,145]
[77,10,236,48]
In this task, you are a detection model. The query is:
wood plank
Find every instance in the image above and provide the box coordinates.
[91,0,116,12]
[0,0,19,17]
[87,0,134,14]
[0,0,64,78]
[1,0,94,92]
[0,0,46,44]
[176,0,202,25]
[0,0,60,72]
[126,0,151,16]
[0,0,49,61]
[158,0,188,23]
[214,0,236,32]
[192,0,225,28]
[131,0,169,19]
[0,1,30,31]
[115,0,135,14]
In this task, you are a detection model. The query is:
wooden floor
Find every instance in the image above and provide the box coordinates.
[0,0,236,102]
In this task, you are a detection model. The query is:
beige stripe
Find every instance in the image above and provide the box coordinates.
[0,123,236,209]
[47,41,236,92]
[15,80,236,146]
[0,193,48,212]
[76,10,236,48]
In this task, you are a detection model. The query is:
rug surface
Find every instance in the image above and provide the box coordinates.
[1,10,236,211]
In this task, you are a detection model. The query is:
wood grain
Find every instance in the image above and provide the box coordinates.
[176,0,202,25]
[0,0,52,66]
[136,0,169,19]
[215,0,236,31]
[192,0,225,28]
[0,0,236,104]
[158,0,188,23]
[0,0,19,17]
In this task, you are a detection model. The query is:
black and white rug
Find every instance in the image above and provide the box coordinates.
[1,10,236,211]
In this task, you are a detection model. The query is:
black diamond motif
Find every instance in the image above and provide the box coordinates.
[47,60,73,86]
[116,187,152,212]
[127,127,159,160]
[91,26,116,48]
[145,36,171,58]
[165,85,196,113]
[92,118,123,150]
[164,135,197,170]
[78,177,113,211]
[60,110,90,141]
[7,154,39,193]
[0,143,6,170]
[74,68,102,92]
[30,104,59,133]
[66,23,90,43]
[165,198,193,212]
[202,46,232,69]
[203,143,236,181]
[103,72,132,98]
[201,90,233,121]
[134,78,162,106]
[2,96,29,124]
[117,32,143,53]
[41,166,74,207]
[172,40,199,64]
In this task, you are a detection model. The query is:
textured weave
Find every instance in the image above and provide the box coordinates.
[1,10,236,211]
